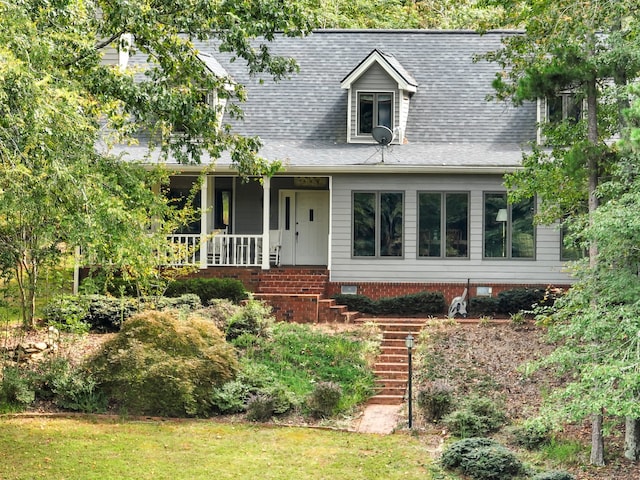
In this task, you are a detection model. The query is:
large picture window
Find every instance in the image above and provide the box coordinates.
[418,192,469,258]
[353,191,403,257]
[484,193,535,259]
[358,92,393,134]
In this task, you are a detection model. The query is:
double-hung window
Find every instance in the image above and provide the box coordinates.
[353,191,403,257]
[483,193,535,259]
[418,192,469,258]
[358,92,393,134]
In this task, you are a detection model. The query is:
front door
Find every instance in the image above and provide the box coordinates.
[279,190,329,265]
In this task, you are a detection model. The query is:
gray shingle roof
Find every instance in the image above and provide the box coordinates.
[125,30,535,171]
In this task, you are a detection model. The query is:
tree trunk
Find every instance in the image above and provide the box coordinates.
[625,417,640,461]
[591,413,605,466]
[586,77,605,467]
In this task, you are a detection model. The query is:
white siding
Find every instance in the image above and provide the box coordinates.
[330,174,573,285]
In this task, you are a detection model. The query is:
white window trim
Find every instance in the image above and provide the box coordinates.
[352,89,397,143]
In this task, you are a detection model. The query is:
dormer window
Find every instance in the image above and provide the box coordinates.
[537,91,585,144]
[342,49,417,144]
[358,92,393,134]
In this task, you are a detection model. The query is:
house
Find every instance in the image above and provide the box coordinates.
[109,30,574,322]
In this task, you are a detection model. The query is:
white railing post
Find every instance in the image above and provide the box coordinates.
[261,176,270,270]
[199,176,209,269]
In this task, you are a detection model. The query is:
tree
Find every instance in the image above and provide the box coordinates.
[479,0,640,465]
[0,0,313,328]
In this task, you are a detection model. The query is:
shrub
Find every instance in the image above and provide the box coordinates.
[84,295,139,332]
[165,277,247,304]
[377,291,446,315]
[0,366,35,408]
[152,294,202,311]
[512,417,552,450]
[331,294,376,314]
[443,396,506,437]
[245,393,275,421]
[42,295,90,333]
[441,437,524,480]
[199,299,242,332]
[50,367,107,413]
[332,291,446,316]
[89,310,239,417]
[417,380,455,422]
[469,297,499,316]
[307,381,342,418]
[531,472,576,480]
[497,288,547,315]
[225,298,273,341]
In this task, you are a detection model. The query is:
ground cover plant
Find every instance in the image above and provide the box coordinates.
[0,417,439,480]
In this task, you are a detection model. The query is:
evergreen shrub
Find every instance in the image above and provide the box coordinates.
[531,472,575,480]
[165,277,247,304]
[441,437,524,480]
[443,396,506,437]
[512,417,552,449]
[332,291,445,316]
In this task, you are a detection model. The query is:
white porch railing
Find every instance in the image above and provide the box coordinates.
[166,233,264,267]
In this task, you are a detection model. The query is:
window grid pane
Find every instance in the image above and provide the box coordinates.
[445,193,468,258]
[418,193,441,257]
[353,192,376,256]
[484,193,508,258]
[380,192,403,257]
[358,94,374,134]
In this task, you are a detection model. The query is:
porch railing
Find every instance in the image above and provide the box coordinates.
[165,233,264,267]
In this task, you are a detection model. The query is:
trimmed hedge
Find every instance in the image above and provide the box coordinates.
[332,291,445,316]
[165,277,247,304]
[469,287,560,317]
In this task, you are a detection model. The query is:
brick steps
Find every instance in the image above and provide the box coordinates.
[360,318,425,406]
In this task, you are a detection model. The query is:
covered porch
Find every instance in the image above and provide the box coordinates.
[165,173,331,269]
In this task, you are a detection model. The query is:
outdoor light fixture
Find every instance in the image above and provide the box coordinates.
[496,208,508,257]
[405,334,415,429]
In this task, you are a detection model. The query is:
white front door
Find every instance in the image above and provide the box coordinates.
[279,190,329,265]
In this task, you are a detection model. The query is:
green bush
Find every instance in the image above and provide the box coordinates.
[225,298,273,341]
[377,291,446,315]
[89,310,239,417]
[469,296,499,316]
[441,437,524,480]
[50,366,107,413]
[512,417,551,450]
[199,299,242,332]
[41,295,90,333]
[245,393,275,421]
[531,472,576,480]
[152,294,202,311]
[497,288,547,315]
[306,381,342,418]
[165,277,247,304]
[84,295,139,332]
[443,396,506,437]
[417,380,455,422]
[331,294,376,314]
[0,366,35,409]
[332,291,445,316]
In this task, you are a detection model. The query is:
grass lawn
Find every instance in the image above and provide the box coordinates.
[0,416,450,480]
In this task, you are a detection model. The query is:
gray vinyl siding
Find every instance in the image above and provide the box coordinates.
[234,181,263,234]
[101,44,119,67]
[351,64,398,142]
[330,173,572,285]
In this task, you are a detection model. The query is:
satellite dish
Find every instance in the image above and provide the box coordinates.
[371,125,394,146]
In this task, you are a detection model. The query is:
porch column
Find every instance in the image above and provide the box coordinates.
[261,175,271,270]
[199,175,209,269]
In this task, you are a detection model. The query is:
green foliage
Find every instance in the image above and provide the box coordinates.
[0,366,35,409]
[441,437,524,480]
[497,288,550,315]
[165,278,248,304]
[332,291,445,316]
[531,472,576,480]
[469,296,499,316]
[234,322,376,415]
[443,396,506,438]
[225,298,273,341]
[417,380,455,422]
[306,381,342,419]
[511,417,552,450]
[41,295,90,334]
[89,310,238,417]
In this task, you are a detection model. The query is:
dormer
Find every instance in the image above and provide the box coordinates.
[196,53,235,130]
[341,49,417,144]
